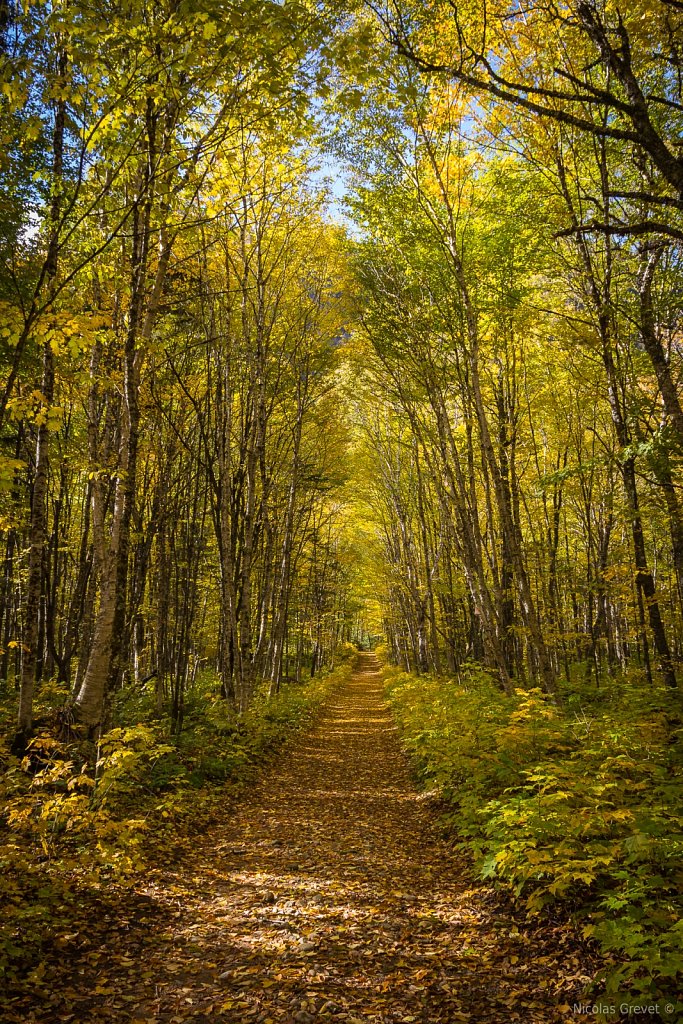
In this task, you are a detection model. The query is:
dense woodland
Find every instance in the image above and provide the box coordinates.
[1,0,683,1018]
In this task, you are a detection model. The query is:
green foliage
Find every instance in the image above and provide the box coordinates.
[386,666,683,1009]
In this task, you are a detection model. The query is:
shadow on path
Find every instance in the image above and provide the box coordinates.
[12,654,594,1023]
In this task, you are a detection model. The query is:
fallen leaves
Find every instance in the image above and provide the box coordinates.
[0,657,597,1023]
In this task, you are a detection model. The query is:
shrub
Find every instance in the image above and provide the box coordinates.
[386,666,683,1011]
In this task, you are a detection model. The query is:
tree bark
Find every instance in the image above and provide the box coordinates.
[16,67,66,745]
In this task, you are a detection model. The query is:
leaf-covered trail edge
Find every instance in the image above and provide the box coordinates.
[12,655,598,1024]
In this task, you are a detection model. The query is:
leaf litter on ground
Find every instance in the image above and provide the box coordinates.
[2,655,599,1023]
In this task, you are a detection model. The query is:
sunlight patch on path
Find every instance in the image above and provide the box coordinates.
[20,653,594,1023]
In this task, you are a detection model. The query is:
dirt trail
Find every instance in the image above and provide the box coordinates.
[18,655,592,1023]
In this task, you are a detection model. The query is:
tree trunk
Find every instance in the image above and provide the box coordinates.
[16,76,66,745]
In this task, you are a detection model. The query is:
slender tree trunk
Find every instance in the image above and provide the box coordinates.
[16,74,66,745]
[638,246,683,448]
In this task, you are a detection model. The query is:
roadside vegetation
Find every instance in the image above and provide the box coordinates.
[385,659,683,1012]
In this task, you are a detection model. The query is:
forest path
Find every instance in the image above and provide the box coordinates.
[20,655,591,1023]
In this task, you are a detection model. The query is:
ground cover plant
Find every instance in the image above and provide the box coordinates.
[385,662,683,1014]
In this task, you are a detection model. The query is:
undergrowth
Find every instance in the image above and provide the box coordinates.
[0,650,356,982]
[384,662,683,1018]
